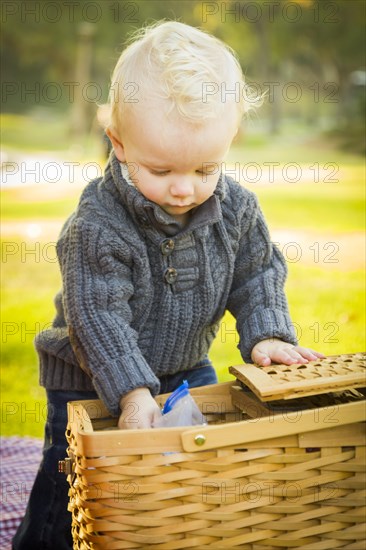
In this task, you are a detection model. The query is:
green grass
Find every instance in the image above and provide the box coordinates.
[1,112,101,153]
[2,167,364,234]
[1,113,71,152]
[227,144,365,234]
[1,241,61,436]
[212,266,365,382]
[1,194,79,220]
[1,239,365,436]
[228,129,365,165]
[256,185,365,233]
[1,114,365,436]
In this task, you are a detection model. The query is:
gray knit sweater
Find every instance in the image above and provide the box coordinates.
[36,152,297,416]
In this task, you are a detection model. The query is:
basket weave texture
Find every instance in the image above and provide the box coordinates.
[65,377,366,550]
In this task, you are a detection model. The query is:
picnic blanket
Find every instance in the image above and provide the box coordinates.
[0,437,43,550]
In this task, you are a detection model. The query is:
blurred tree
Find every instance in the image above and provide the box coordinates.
[70,22,96,138]
[1,0,364,148]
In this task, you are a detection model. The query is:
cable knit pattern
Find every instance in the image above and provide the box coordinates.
[36,152,297,416]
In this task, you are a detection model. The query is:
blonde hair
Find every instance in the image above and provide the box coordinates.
[107,21,260,131]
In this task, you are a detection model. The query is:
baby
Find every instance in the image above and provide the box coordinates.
[13,21,323,549]
[104,21,323,427]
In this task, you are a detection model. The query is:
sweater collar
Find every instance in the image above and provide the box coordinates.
[107,151,225,236]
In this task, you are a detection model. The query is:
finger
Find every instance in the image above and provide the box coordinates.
[120,418,150,430]
[293,347,325,361]
[152,409,163,425]
[310,349,326,359]
[293,347,317,361]
[118,419,135,429]
[274,349,307,365]
[251,349,271,367]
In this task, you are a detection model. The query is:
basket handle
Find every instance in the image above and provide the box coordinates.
[181,400,366,452]
[67,399,108,434]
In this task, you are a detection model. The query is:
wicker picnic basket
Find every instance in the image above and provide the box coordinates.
[63,353,366,549]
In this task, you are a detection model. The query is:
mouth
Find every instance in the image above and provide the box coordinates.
[169,203,195,209]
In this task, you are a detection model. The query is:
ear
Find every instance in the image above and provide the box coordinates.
[106,127,126,162]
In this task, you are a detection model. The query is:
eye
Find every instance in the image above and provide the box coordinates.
[196,166,218,175]
[150,170,170,176]
[196,170,216,176]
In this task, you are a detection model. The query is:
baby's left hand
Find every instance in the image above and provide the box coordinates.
[251,338,325,367]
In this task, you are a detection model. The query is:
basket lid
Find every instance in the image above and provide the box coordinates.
[229,352,366,401]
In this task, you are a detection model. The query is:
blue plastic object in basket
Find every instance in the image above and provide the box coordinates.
[162,380,189,414]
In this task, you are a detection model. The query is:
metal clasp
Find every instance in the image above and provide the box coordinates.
[58,457,73,475]
[58,450,75,485]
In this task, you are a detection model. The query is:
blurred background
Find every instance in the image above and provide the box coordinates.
[1,0,365,436]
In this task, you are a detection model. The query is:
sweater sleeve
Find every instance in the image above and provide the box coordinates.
[58,218,160,416]
[226,193,298,362]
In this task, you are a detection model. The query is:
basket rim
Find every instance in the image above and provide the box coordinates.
[66,381,366,456]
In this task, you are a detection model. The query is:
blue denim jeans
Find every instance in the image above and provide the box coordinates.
[12,362,217,549]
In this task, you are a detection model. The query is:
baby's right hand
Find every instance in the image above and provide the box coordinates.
[118,387,162,429]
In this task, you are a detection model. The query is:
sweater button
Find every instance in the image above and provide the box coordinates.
[164,267,178,284]
[160,239,175,255]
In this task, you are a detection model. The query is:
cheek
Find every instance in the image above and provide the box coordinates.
[135,172,165,203]
[197,176,220,200]
[144,187,164,203]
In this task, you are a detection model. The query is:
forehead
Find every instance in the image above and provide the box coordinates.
[125,104,238,165]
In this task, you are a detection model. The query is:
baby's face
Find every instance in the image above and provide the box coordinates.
[110,106,238,223]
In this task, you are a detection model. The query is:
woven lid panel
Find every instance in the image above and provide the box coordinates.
[229,353,366,401]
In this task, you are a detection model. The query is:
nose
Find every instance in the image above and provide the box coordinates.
[169,176,194,199]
